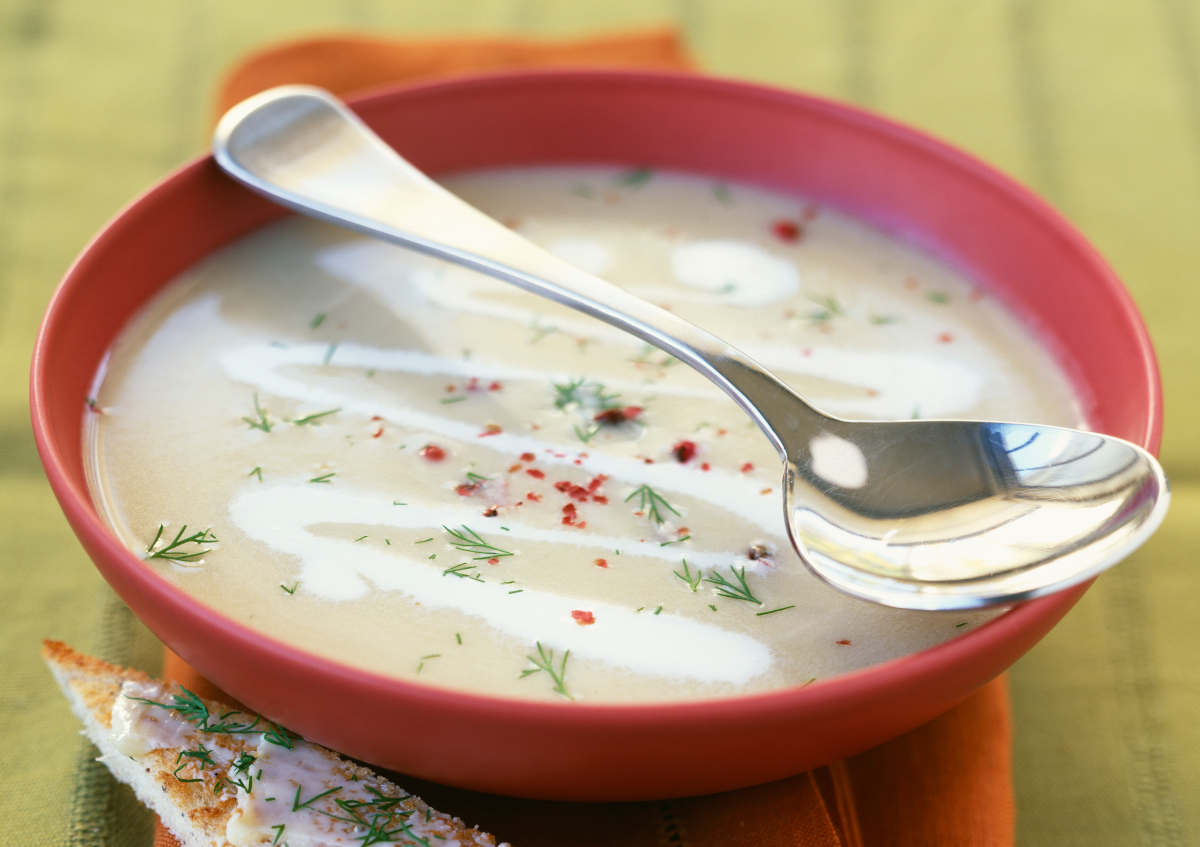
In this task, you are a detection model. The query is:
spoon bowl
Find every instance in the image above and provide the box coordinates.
[213,85,1168,610]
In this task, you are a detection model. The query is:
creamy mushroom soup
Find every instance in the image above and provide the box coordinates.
[85,166,1083,702]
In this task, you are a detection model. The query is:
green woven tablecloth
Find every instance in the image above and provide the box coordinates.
[2,2,1196,844]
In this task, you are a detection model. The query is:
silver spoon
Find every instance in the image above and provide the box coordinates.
[212,85,1169,611]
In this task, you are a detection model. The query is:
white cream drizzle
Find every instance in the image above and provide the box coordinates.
[670,239,800,305]
[311,241,985,418]
[229,482,773,685]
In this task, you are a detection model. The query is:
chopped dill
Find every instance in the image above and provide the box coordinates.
[292,784,341,811]
[653,605,663,615]
[242,393,273,432]
[660,534,690,547]
[248,466,263,482]
[465,471,489,482]
[926,291,951,304]
[574,424,600,444]
[712,182,733,204]
[708,603,718,612]
[415,537,434,544]
[673,558,703,592]
[354,535,368,542]
[308,472,335,484]
[807,294,844,326]
[623,484,680,524]
[145,524,218,562]
[270,824,286,845]
[529,319,558,344]
[617,166,653,186]
[705,565,762,604]
[869,313,899,325]
[416,653,441,673]
[292,408,340,426]
[755,604,796,617]
[520,642,572,699]
[440,395,466,404]
[443,524,513,559]
[280,582,298,595]
[323,342,338,365]
[310,312,327,329]
[455,632,463,645]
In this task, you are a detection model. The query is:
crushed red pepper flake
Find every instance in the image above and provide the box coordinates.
[478,424,503,437]
[571,610,596,626]
[760,488,773,495]
[594,558,609,568]
[371,426,384,438]
[527,491,542,502]
[520,452,536,462]
[455,483,478,497]
[740,462,755,473]
[482,506,499,517]
[700,462,711,472]
[937,332,955,344]
[507,463,522,473]
[835,639,852,646]
[526,469,546,479]
[488,557,500,565]
[489,381,503,391]
[771,219,803,242]
[419,444,446,462]
[593,405,643,425]
[672,440,697,463]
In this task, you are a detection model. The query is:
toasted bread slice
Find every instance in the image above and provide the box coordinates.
[42,640,507,847]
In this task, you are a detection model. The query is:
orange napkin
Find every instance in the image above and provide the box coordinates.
[154,29,1014,847]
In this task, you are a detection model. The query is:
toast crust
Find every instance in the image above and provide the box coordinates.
[42,640,505,847]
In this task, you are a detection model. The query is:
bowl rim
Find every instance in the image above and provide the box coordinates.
[30,67,1163,726]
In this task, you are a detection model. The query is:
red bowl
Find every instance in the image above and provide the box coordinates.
[30,70,1163,800]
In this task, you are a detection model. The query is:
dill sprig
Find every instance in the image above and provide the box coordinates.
[308,472,336,484]
[145,524,218,562]
[623,484,680,524]
[128,686,210,725]
[705,565,762,604]
[292,408,340,426]
[442,562,484,582]
[242,393,273,432]
[552,377,587,409]
[674,558,703,592]
[172,745,215,784]
[520,642,572,699]
[443,525,513,560]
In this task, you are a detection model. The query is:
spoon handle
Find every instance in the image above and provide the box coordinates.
[213,86,830,458]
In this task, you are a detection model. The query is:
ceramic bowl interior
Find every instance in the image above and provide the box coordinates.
[31,70,1162,801]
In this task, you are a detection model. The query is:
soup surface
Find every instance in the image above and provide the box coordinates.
[86,166,1082,702]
